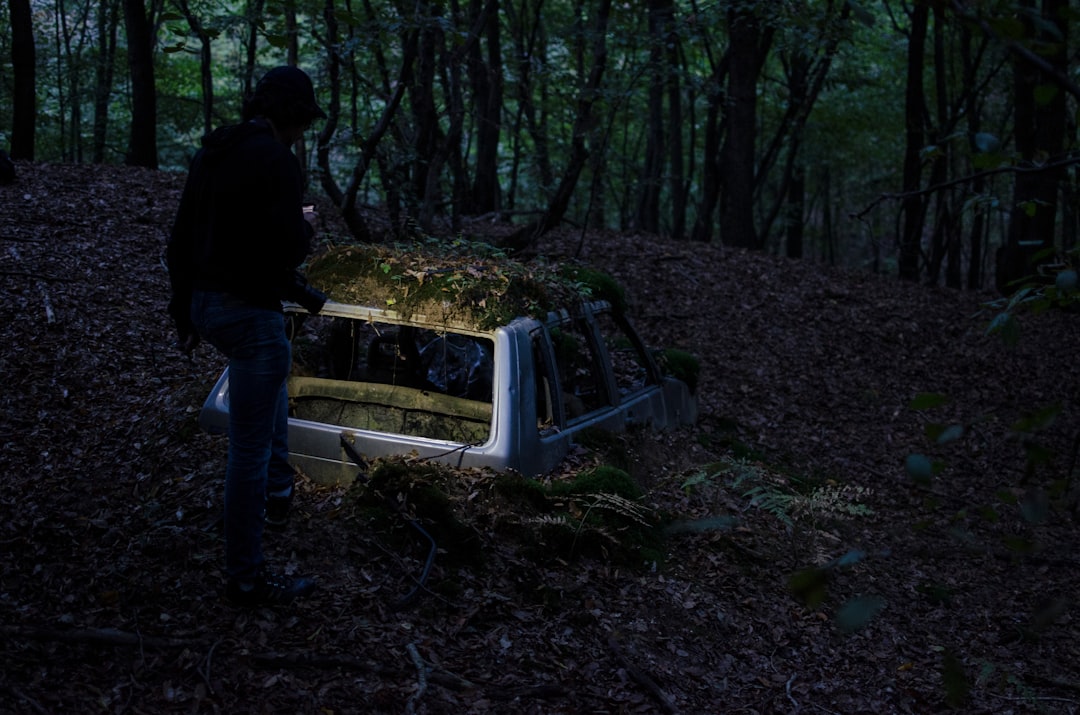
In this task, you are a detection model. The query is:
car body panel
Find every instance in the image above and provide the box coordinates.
[199,299,697,483]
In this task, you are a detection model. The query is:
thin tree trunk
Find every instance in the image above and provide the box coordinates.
[410,0,442,223]
[689,54,728,243]
[667,18,686,241]
[123,0,158,168]
[786,163,805,259]
[177,0,213,136]
[636,0,671,234]
[718,4,772,249]
[467,0,502,215]
[335,2,417,241]
[898,2,929,281]
[54,0,69,161]
[316,0,343,205]
[243,0,264,97]
[505,0,554,207]
[420,0,465,233]
[758,1,851,248]
[500,0,613,252]
[92,0,120,163]
[9,0,36,160]
[58,0,94,162]
[998,0,1068,291]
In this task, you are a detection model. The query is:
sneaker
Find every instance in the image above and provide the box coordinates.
[264,488,294,531]
[225,569,317,607]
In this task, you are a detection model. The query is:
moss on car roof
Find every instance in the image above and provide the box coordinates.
[304,242,626,330]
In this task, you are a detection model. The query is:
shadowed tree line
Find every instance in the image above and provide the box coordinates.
[2,0,1077,288]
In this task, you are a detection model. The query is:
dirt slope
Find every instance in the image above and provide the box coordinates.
[1,162,1078,714]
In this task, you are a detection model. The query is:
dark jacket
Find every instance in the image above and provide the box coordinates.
[167,120,314,338]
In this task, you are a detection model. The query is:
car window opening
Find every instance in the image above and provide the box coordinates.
[286,314,495,444]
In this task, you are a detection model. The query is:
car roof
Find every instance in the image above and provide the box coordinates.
[303,244,625,332]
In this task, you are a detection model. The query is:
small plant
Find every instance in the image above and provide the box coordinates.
[982,246,1079,347]
[681,457,873,529]
[680,456,766,493]
[656,348,701,394]
[306,242,631,330]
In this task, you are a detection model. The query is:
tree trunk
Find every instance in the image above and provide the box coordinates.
[419,0,466,233]
[759,1,851,250]
[961,20,986,290]
[898,1,929,281]
[499,0,613,253]
[10,0,36,160]
[316,0,344,206]
[997,0,1068,292]
[689,53,728,243]
[122,0,158,168]
[666,13,686,241]
[466,0,502,215]
[636,0,672,234]
[718,4,772,249]
[92,0,120,163]
[336,1,417,241]
[505,0,555,210]
[786,164,805,259]
[57,0,94,163]
[411,1,442,222]
[926,3,951,286]
[178,0,214,136]
[242,0,264,97]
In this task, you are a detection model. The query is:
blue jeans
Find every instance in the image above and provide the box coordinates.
[190,291,294,581]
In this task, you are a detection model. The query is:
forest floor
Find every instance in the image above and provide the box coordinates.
[1,162,1079,714]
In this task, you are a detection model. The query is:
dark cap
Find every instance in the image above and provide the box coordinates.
[254,66,327,121]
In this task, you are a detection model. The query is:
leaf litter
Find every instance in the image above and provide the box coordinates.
[0,162,1078,713]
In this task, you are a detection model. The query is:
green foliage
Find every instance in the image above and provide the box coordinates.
[558,265,627,313]
[305,242,631,330]
[681,457,874,529]
[941,649,970,708]
[656,348,701,394]
[526,466,661,565]
[982,248,1080,348]
[904,453,937,485]
[347,458,483,566]
[907,382,1065,493]
[551,465,643,501]
[787,551,883,633]
[339,457,699,603]
[570,428,634,473]
[835,594,886,634]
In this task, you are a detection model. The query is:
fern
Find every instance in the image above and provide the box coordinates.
[743,485,796,528]
[574,492,653,527]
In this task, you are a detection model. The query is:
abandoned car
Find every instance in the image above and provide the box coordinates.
[198,244,698,484]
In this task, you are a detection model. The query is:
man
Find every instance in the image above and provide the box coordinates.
[167,66,327,606]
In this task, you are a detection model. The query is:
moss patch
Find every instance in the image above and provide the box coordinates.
[305,241,628,329]
[656,348,701,394]
[340,456,664,570]
[347,459,484,567]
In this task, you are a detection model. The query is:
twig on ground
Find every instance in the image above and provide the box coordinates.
[251,651,386,673]
[198,638,223,696]
[9,687,50,715]
[1,625,200,650]
[607,631,679,714]
[786,673,800,712]
[985,691,1080,707]
[404,643,429,715]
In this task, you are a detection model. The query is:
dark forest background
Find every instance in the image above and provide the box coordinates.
[3,4,1080,711]
[2,0,1078,288]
